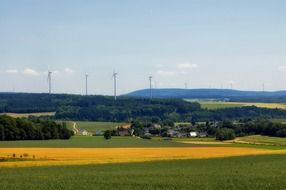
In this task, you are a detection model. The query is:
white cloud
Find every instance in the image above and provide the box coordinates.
[227,80,235,84]
[156,70,176,76]
[22,68,40,76]
[5,69,18,74]
[278,65,286,72]
[53,70,60,75]
[63,68,75,74]
[156,63,198,77]
[156,64,165,68]
[176,63,198,70]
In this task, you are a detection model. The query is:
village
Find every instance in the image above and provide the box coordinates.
[78,123,209,139]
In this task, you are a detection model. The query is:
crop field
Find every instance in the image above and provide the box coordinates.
[0,112,55,118]
[199,101,286,110]
[0,136,285,189]
[0,154,286,190]
[0,136,285,168]
[64,121,127,134]
[1,146,284,168]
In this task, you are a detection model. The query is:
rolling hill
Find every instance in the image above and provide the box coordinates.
[125,89,286,102]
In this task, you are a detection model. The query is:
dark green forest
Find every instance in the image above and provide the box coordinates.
[0,115,73,141]
[1,93,286,123]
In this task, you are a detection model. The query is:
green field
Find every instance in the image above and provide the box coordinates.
[65,121,127,134]
[0,112,56,118]
[0,136,195,148]
[198,101,286,110]
[0,154,285,190]
[271,118,286,124]
[0,135,284,150]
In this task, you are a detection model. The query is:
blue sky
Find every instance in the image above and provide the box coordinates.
[1,0,286,95]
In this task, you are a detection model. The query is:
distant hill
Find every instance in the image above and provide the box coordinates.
[125,89,286,102]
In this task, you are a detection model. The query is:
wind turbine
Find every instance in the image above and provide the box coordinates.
[228,80,234,90]
[112,71,118,101]
[149,76,153,99]
[85,73,88,96]
[185,82,188,89]
[47,67,52,94]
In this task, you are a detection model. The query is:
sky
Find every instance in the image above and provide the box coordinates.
[0,0,286,95]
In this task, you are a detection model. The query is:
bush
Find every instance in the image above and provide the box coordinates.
[276,128,286,137]
[140,135,152,140]
[104,130,112,140]
[216,128,236,141]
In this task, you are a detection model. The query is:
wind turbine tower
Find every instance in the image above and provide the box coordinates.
[85,73,88,96]
[48,70,52,94]
[112,71,118,101]
[185,82,188,89]
[149,76,153,99]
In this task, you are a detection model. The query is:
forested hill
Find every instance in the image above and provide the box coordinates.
[0,93,201,121]
[1,93,286,123]
[125,89,286,102]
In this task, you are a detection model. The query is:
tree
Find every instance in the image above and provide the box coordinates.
[216,128,236,141]
[104,130,112,140]
[0,124,5,141]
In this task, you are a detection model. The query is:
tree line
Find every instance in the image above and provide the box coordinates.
[1,93,286,123]
[0,115,73,141]
[196,119,286,140]
[218,119,286,138]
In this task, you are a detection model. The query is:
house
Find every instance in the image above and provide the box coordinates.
[79,129,91,136]
[116,124,133,136]
[189,131,208,138]
[117,127,133,136]
[94,130,104,136]
[190,132,198,137]
[153,124,162,129]
[167,129,177,137]
[198,132,208,138]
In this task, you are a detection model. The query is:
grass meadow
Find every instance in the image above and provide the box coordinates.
[0,136,193,148]
[65,121,127,134]
[235,135,286,146]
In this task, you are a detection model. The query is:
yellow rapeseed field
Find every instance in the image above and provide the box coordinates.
[0,147,285,168]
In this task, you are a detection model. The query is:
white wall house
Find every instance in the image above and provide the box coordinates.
[190,132,198,137]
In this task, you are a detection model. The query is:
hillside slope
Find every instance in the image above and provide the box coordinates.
[125,89,286,102]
